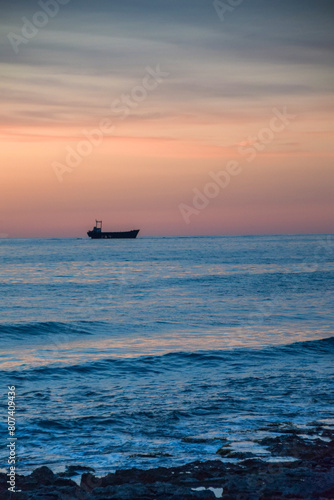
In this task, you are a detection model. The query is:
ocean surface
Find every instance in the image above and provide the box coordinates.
[0,234,333,476]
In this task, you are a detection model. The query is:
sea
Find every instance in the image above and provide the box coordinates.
[0,234,333,476]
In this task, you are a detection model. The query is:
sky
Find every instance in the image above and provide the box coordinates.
[0,0,333,237]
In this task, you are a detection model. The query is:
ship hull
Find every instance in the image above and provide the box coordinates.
[87,229,139,239]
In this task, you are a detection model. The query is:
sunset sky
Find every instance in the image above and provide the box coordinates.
[1,0,333,237]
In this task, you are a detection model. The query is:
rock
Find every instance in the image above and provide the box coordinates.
[81,471,104,491]
[30,466,55,484]
[258,433,334,462]
[0,430,333,499]
[91,482,216,499]
[216,446,254,460]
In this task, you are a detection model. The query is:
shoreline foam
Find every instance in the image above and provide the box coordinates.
[1,430,333,499]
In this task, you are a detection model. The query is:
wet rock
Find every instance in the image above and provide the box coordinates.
[258,433,334,462]
[216,445,254,459]
[0,430,333,499]
[30,466,55,484]
[90,482,216,499]
[81,471,104,491]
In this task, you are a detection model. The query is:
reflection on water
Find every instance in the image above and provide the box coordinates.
[0,235,333,474]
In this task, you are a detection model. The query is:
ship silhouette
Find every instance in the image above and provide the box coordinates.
[87,221,139,239]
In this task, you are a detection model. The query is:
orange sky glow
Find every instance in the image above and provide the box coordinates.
[1,1,333,237]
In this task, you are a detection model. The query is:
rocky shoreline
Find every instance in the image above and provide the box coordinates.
[1,429,333,499]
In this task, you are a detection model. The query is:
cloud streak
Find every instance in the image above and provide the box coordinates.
[0,0,333,235]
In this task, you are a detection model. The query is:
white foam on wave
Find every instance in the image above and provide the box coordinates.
[192,486,224,498]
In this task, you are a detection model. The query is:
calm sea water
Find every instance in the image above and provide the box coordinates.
[0,235,333,475]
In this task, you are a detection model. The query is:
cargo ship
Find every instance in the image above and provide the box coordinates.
[87,221,139,239]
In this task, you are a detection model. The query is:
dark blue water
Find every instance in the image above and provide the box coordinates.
[0,235,333,474]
